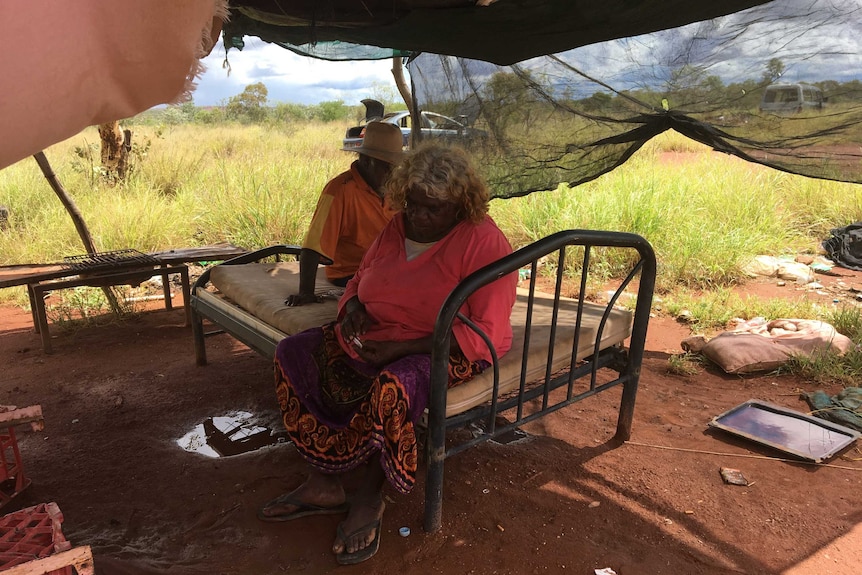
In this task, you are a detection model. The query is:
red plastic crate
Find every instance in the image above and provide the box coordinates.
[0,502,72,575]
[0,405,44,510]
[0,427,31,509]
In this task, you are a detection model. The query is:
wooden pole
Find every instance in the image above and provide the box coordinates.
[392,56,413,117]
[32,151,122,314]
[392,56,418,148]
[33,152,98,254]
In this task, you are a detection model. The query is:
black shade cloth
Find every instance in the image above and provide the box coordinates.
[222,1,773,66]
[222,0,862,195]
[406,0,862,197]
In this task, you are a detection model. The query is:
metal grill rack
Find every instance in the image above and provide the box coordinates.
[62,249,159,274]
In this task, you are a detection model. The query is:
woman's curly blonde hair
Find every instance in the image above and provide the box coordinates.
[385,142,489,224]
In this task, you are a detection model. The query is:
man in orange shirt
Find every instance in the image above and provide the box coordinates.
[285,121,403,306]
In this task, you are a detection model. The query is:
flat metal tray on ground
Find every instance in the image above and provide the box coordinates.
[708,399,861,463]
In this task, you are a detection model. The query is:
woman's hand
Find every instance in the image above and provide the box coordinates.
[340,296,371,341]
[352,336,444,367]
[353,339,412,367]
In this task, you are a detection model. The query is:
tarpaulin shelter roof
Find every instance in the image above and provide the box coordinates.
[220,1,774,65]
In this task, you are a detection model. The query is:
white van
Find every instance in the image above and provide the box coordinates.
[759,83,824,114]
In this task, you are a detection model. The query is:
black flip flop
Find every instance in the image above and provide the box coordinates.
[335,519,382,565]
[257,494,349,522]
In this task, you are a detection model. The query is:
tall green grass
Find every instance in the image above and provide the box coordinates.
[490,132,862,291]
[4,123,862,381]
[2,125,861,298]
[0,123,348,267]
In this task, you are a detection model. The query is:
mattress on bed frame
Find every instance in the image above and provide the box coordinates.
[209,261,340,337]
[445,290,632,417]
[203,261,633,417]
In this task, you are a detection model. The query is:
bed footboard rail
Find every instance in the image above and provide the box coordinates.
[423,229,656,532]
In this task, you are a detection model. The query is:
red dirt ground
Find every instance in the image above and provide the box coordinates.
[1,266,862,575]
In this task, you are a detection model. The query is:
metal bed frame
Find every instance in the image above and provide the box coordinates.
[422,229,655,532]
[188,230,656,534]
[190,245,325,364]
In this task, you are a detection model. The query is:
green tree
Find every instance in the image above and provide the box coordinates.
[762,58,785,84]
[369,82,405,109]
[666,64,706,92]
[724,79,761,109]
[697,75,726,108]
[160,107,184,125]
[581,92,612,112]
[226,82,269,122]
[482,71,540,134]
[179,101,197,122]
[195,107,227,124]
[313,100,349,122]
[272,102,312,123]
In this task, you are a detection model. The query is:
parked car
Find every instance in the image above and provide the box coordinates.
[759,83,824,114]
[343,99,486,150]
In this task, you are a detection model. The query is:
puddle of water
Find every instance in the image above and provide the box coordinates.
[177,411,284,457]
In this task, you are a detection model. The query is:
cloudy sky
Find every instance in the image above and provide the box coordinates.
[192,38,400,107]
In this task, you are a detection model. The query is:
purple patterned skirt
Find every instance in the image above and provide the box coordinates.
[274,323,485,494]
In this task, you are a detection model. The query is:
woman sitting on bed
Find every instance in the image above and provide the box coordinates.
[259,142,518,565]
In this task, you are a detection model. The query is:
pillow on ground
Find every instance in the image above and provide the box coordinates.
[701,319,853,374]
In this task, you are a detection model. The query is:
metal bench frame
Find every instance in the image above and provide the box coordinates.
[190,245,303,364]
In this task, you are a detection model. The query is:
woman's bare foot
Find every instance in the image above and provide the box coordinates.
[258,472,346,521]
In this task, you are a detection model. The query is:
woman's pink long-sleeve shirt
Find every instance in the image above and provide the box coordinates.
[337,214,517,363]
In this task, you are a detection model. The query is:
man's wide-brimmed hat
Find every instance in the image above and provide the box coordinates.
[342,121,404,164]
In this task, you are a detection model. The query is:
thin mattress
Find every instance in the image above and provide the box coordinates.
[206,262,633,417]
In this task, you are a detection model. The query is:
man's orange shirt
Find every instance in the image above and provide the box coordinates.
[302,161,397,282]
